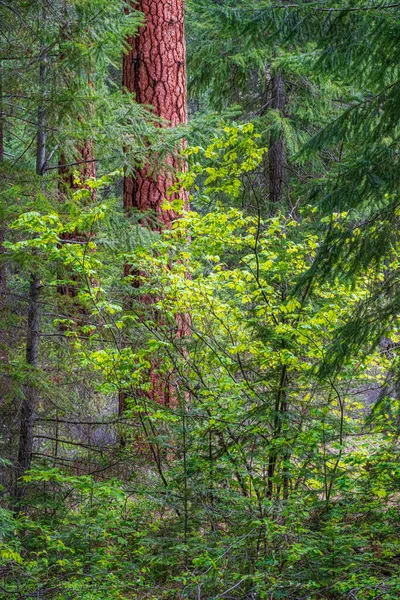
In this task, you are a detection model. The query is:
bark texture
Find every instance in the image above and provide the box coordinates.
[58,141,97,301]
[0,67,6,301]
[16,274,41,495]
[268,71,286,206]
[123,0,188,226]
[58,141,97,203]
[16,45,46,499]
[0,230,5,298]
[120,0,189,414]
[0,67,3,164]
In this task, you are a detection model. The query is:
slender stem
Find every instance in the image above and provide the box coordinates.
[15,23,47,502]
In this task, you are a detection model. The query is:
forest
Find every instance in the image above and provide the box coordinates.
[1,1,400,598]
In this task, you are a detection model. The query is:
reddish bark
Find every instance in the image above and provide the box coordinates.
[58,141,97,203]
[58,143,97,304]
[120,0,189,415]
[77,140,97,187]
[123,0,188,226]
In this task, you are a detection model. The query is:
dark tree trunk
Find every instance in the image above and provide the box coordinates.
[0,65,7,365]
[16,275,41,493]
[36,60,47,177]
[0,229,5,300]
[15,45,46,499]
[0,64,6,300]
[268,71,286,206]
[267,365,289,500]
[0,65,3,164]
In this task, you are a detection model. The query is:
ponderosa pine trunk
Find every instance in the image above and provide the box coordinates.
[120,0,188,412]
[123,0,187,226]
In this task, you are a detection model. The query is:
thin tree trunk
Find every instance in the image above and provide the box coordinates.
[0,63,7,365]
[36,58,47,177]
[15,42,46,500]
[0,230,5,299]
[267,365,287,500]
[0,63,3,165]
[268,71,286,206]
[16,275,40,488]
[0,63,6,299]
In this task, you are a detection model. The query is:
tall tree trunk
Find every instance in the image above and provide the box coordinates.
[268,71,286,206]
[123,0,188,227]
[58,140,97,301]
[58,14,97,208]
[0,63,3,165]
[35,59,47,177]
[0,63,6,299]
[0,62,7,364]
[0,230,5,302]
[15,46,46,500]
[120,0,189,414]
[57,61,97,304]
[16,275,40,489]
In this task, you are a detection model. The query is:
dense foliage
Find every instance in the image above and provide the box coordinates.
[1,1,400,599]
